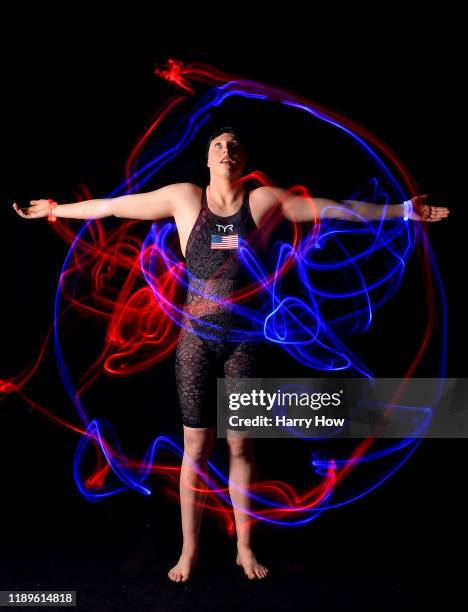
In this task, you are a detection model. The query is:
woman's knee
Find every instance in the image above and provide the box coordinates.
[183,427,215,462]
[227,435,254,459]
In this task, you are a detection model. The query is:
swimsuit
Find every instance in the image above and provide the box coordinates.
[175,185,263,428]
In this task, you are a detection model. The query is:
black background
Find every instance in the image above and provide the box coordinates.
[0,11,465,611]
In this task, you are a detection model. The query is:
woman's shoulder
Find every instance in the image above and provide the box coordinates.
[169,182,203,194]
[168,183,204,214]
[249,185,283,218]
[166,182,202,200]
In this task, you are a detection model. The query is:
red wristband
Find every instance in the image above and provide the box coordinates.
[47,198,58,222]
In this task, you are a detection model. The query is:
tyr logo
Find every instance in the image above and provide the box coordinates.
[216,223,234,232]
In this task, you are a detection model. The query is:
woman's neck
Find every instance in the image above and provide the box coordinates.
[207,178,244,207]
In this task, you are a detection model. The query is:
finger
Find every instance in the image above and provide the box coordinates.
[428,214,448,222]
[13,203,25,215]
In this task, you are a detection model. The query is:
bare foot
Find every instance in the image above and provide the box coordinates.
[236,544,269,579]
[168,552,198,583]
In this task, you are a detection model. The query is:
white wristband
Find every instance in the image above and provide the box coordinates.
[403,199,412,221]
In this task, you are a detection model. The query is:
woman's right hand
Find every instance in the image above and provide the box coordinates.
[12,199,56,219]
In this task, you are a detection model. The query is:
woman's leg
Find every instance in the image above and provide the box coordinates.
[170,324,217,582]
[168,425,215,582]
[226,434,268,579]
[225,343,268,579]
[226,433,256,547]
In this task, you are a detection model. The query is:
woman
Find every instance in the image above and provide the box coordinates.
[12,126,449,582]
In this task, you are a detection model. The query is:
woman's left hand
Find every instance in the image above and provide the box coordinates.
[409,194,450,222]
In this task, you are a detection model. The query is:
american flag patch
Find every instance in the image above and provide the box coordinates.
[211,234,239,249]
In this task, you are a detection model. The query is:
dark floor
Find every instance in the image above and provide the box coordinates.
[0,550,462,611]
[1,511,464,612]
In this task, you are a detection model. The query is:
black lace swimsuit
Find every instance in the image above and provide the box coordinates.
[175,186,263,428]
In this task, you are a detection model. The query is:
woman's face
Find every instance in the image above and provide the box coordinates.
[207,132,246,179]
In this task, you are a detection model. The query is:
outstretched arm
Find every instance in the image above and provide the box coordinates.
[252,187,449,224]
[12,183,193,221]
[311,194,449,223]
